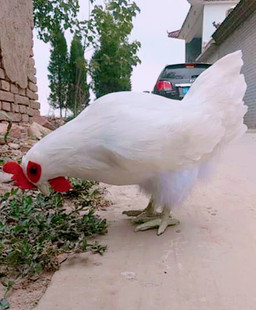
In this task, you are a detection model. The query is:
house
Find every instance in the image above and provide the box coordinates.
[168,0,239,62]
[168,0,256,128]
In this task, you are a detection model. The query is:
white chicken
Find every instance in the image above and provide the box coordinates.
[3,51,247,235]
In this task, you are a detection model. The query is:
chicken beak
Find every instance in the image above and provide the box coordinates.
[38,183,50,196]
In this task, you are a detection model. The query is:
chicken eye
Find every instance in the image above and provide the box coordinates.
[27,161,42,183]
[29,166,38,175]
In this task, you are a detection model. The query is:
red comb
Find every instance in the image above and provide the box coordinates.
[3,162,36,190]
[49,177,71,192]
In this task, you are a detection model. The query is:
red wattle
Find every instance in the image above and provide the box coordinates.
[48,177,71,192]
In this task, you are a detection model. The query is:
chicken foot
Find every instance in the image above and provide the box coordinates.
[135,217,179,235]
[123,200,179,235]
[122,198,156,219]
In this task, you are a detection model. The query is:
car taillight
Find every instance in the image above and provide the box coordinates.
[185,64,196,68]
[156,81,173,91]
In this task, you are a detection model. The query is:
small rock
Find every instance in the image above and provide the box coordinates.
[8,142,20,150]
[53,118,65,127]
[1,144,9,152]
[10,126,22,139]
[0,171,12,183]
[32,115,56,130]
[0,122,9,134]
[0,136,5,145]
[11,150,22,157]
[20,144,32,153]
[28,122,52,139]
[0,122,23,139]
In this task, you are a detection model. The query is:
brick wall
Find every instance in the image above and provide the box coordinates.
[197,10,256,128]
[0,54,40,123]
[0,0,40,124]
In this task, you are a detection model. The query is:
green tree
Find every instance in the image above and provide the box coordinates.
[67,35,90,117]
[90,0,141,98]
[48,26,69,118]
[33,0,91,43]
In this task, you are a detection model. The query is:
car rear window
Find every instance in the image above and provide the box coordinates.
[161,64,211,80]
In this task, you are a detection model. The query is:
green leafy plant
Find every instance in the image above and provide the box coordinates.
[33,0,91,43]
[65,178,109,209]
[0,112,12,145]
[0,180,108,303]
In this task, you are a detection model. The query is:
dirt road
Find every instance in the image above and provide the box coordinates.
[35,133,256,310]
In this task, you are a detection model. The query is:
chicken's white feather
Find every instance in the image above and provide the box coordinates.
[23,51,247,209]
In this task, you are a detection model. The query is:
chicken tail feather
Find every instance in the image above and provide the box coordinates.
[183,50,248,145]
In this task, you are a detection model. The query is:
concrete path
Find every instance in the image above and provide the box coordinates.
[35,133,256,310]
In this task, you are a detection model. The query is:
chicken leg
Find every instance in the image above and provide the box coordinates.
[122,197,156,219]
[134,206,179,235]
[123,199,179,235]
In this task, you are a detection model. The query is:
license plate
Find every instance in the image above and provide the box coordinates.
[182,87,190,95]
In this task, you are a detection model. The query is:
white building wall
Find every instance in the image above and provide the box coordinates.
[202,3,237,49]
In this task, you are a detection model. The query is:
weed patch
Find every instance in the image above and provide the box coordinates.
[0,179,108,307]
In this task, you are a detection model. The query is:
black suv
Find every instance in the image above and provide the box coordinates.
[152,63,211,100]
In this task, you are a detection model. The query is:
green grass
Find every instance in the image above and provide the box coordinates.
[0,179,108,307]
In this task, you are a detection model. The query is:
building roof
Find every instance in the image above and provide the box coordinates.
[167,30,180,39]
[172,4,202,42]
[197,0,256,61]
[168,0,239,41]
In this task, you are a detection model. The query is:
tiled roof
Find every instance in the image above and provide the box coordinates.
[167,30,180,38]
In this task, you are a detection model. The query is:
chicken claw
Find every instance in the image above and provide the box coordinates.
[135,218,180,235]
[123,198,155,218]
[122,210,145,217]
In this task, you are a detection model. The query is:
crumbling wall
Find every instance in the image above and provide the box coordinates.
[0,0,40,123]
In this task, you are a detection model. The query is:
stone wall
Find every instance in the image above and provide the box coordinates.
[0,0,40,123]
